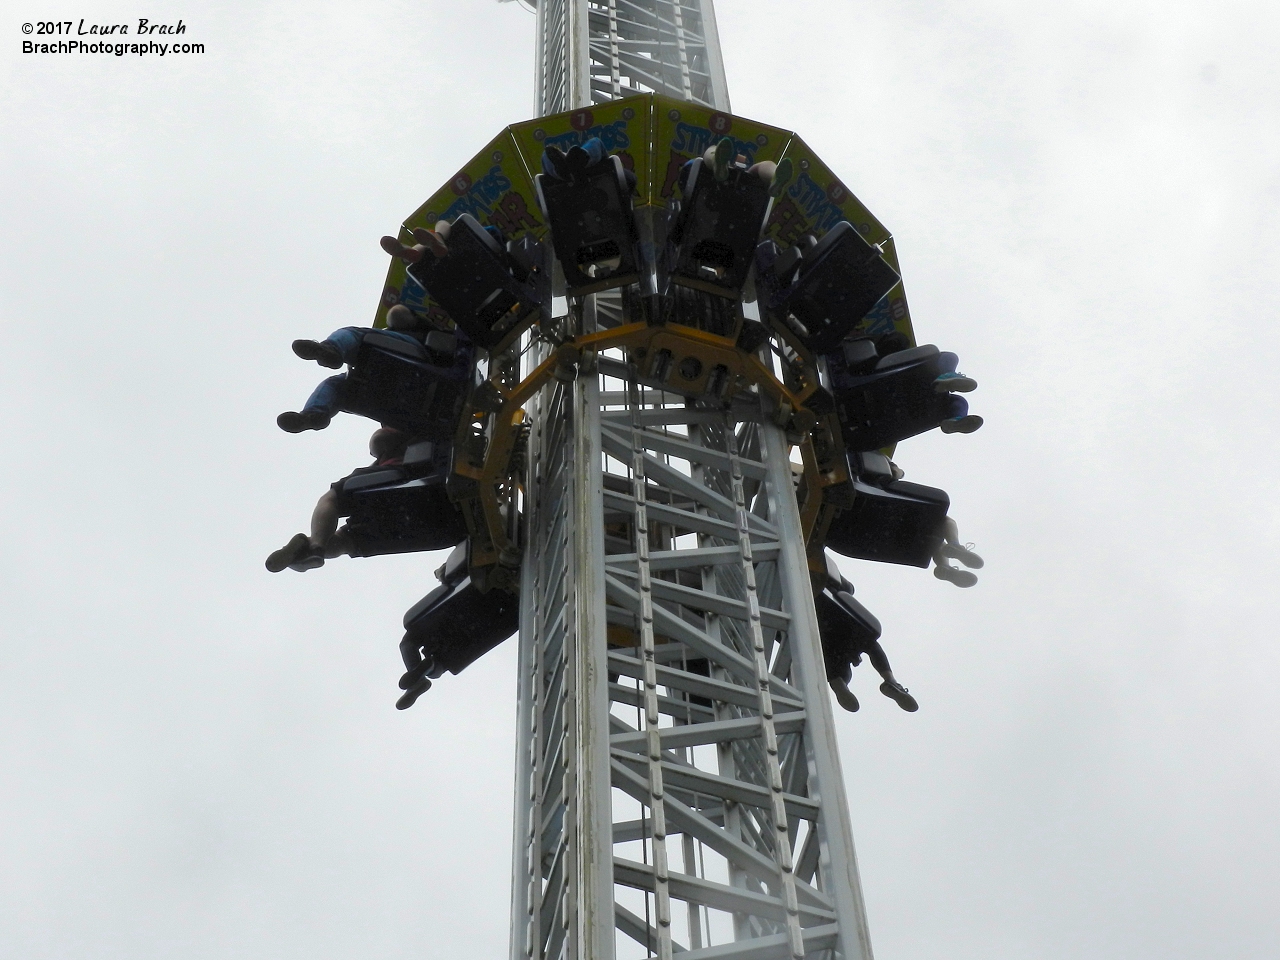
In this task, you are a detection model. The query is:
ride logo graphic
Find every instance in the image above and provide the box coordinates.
[509,94,655,204]
[762,136,915,344]
[651,95,791,204]
[766,136,890,247]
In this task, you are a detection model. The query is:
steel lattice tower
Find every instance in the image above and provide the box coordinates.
[509,3,878,959]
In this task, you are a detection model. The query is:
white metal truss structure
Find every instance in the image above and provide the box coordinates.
[511,3,877,958]
[535,0,730,113]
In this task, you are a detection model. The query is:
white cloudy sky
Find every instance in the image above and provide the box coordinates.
[2,0,1278,958]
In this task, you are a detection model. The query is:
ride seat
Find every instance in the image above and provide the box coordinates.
[535,155,641,295]
[814,583,883,683]
[829,346,957,452]
[408,214,543,351]
[824,459,950,567]
[401,574,521,676]
[342,330,476,439]
[333,444,468,558]
[662,158,772,299]
[776,222,901,354]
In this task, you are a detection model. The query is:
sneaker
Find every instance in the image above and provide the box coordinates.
[829,678,860,713]
[939,541,984,569]
[265,533,311,573]
[769,156,794,198]
[396,676,432,711]
[880,680,919,712]
[410,227,448,259]
[939,414,983,435]
[933,371,977,393]
[544,144,570,180]
[291,339,344,369]
[398,657,436,690]
[565,144,592,180]
[713,137,734,181]
[288,548,325,573]
[933,561,978,588]
[379,235,421,263]
[277,410,332,433]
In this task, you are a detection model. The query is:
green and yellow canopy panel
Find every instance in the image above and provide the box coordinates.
[374,94,915,348]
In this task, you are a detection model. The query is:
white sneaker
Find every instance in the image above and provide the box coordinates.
[933,561,977,588]
[933,372,977,393]
[939,541,984,569]
[940,414,983,435]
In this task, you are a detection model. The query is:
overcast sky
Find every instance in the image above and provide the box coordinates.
[2,0,1278,958]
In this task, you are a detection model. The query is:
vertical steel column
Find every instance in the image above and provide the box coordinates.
[513,2,876,958]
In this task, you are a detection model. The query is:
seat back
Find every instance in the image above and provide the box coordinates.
[825,478,949,568]
[814,587,883,680]
[343,334,475,438]
[831,347,955,451]
[408,214,543,350]
[402,576,520,675]
[662,159,771,298]
[338,449,467,556]
[752,238,801,309]
[536,156,641,295]
[783,221,901,354]
[874,343,939,372]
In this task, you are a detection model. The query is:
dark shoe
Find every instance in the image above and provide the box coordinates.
[277,410,332,433]
[544,145,570,180]
[291,339,344,369]
[880,680,919,712]
[396,676,432,710]
[265,533,311,573]
[829,677,860,713]
[565,144,591,177]
[398,657,436,690]
[288,548,325,572]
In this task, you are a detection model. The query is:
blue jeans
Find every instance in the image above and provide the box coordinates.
[323,326,420,364]
[299,327,422,417]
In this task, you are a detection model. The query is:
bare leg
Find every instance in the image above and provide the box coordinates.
[324,529,355,560]
[309,489,341,551]
[865,640,918,711]
[938,516,984,569]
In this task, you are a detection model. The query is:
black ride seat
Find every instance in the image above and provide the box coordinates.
[829,344,957,452]
[400,545,521,677]
[824,451,950,568]
[341,329,475,439]
[814,578,883,684]
[662,158,772,299]
[333,440,468,558]
[407,214,544,351]
[536,155,641,295]
[759,222,901,355]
